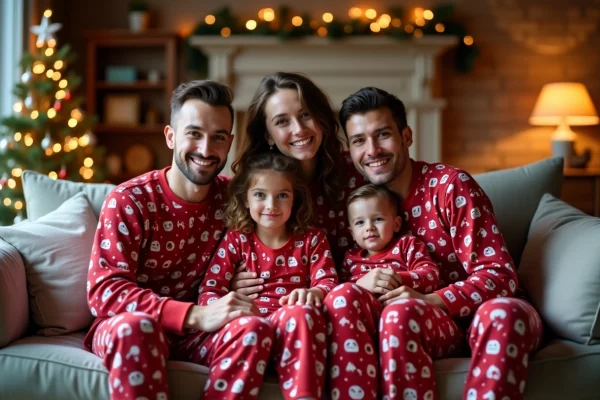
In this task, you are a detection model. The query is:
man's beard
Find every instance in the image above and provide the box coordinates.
[174,151,226,186]
[360,153,407,186]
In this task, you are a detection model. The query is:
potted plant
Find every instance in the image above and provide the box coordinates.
[128,0,150,33]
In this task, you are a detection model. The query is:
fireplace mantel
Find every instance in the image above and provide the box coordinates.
[189,35,457,170]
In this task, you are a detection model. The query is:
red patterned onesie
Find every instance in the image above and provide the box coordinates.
[324,160,543,400]
[198,228,338,399]
[85,168,274,400]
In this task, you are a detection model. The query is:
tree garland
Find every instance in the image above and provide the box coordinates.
[186,4,479,74]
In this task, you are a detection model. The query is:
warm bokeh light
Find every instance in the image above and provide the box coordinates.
[414,29,424,38]
[378,14,391,28]
[68,118,78,128]
[45,148,53,156]
[424,10,434,20]
[79,134,90,147]
[13,132,22,141]
[52,143,61,153]
[415,18,425,26]
[7,179,16,189]
[392,18,402,28]
[309,20,319,29]
[348,7,362,19]
[36,41,44,48]
[24,134,34,146]
[292,16,303,26]
[365,9,377,19]
[84,157,94,168]
[322,13,333,23]
[52,71,61,81]
[48,171,58,180]
[369,22,381,32]
[405,24,415,33]
[59,79,68,89]
[4,198,12,206]
[44,9,52,18]
[48,39,56,48]
[14,201,23,210]
[13,102,23,112]
[54,60,64,70]
[246,20,257,30]
[317,27,328,37]
[464,36,474,45]
[205,15,215,25]
[71,109,83,120]
[263,8,275,21]
[46,69,54,78]
[414,7,424,18]
[30,110,39,119]
[11,168,22,178]
[45,48,54,56]
[55,90,66,100]
[68,138,79,150]
[47,108,57,118]
[83,169,94,180]
[435,23,445,32]
[33,62,45,74]
[220,27,231,37]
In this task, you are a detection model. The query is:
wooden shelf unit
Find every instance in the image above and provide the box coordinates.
[85,30,178,182]
[562,168,600,216]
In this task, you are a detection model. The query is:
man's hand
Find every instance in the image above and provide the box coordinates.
[356,268,402,295]
[231,264,264,299]
[381,286,448,311]
[279,288,324,308]
[184,292,259,332]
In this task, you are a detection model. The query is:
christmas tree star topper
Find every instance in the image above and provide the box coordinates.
[31,15,62,45]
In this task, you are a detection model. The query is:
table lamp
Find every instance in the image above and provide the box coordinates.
[529,82,599,168]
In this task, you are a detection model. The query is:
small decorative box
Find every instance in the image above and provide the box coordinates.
[105,66,137,83]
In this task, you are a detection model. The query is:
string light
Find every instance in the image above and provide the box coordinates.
[55,90,66,100]
[83,169,94,180]
[84,157,94,167]
[369,22,381,33]
[30,110,39,119]
[24,134,34,146]
[54,60,64,70]
[52,71,61,81]
[13,132,22,141]
[414,29,424,38]
[59,79,68,88]
[36,41,44,49]
[205,15,215,24]
[44,9,52,18]
[464,36,474,45]
[14,201,23,210]
[292,16,303,26]
[348,7,362,19]
[71,109,83,120]
[48,171,58,180]
[322,13,333,23]
[46,69,54,78]
[392,18,402,28]
[414,8,424,18]
[68,138,79,150]
[13,102,23,112]
[415,18,425,26]
[78,134,90,147]
[378,14,391,28]
[7,179,16,189]
[52,143,61,153]
[68,118,78,128]
[47,108,57,118]
[33,62,45,74]
[263,8,275,22]
[45,48,54,56]
[11,168,22,178]
[365,9,377,19]
[246,20,257,30]
[48,39,56,48]
[424,10,434,20]
[405,24,415,33]
[435,23,445,32]
[4,198,12,206]
[220,27,231,37]
[317,27,328,37]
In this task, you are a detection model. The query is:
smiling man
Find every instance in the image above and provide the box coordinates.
[85,81,274,400]
[323,87,544,400]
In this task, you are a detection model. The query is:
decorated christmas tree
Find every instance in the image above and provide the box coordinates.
[0,10,106,225]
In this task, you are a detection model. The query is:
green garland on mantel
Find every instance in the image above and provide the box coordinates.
[186,4,479,74]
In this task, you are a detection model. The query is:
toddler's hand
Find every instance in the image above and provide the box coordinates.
[279,288,324,307]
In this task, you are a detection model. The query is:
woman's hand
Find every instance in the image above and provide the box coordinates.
[279,288,324,308]
[231,264,264,299]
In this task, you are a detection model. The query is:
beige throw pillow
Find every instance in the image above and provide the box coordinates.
[0,192,96,335]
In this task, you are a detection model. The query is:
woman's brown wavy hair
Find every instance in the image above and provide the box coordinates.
[225,152,313,236]
[232,72,344,202]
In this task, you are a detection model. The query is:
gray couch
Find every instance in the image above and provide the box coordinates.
[1,157,600,400]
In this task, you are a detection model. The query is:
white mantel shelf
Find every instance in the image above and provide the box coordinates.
[189,35,457,165]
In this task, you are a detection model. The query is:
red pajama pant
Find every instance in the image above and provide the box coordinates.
[266,304,327,400]
[90,311,274,400]
[324,282,544,400]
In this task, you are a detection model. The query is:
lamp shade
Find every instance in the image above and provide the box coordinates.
[529,82,599,126]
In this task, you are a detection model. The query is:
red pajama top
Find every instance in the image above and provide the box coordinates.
[401,160,518,318]
[342,235,440,294]
[311,153,367,272]
[198,228,338,315]
[84,168,230,347]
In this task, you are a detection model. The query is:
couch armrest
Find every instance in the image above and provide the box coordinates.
[0,238,28,347]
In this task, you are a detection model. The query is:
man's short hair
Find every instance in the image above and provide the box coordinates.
[170,80,234,127]
[339,87,407,135]
[347,184,400,215]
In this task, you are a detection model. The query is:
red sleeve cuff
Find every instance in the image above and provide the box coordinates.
[159,300,194,333]
[433,287,462,317]
[397,271,415,289]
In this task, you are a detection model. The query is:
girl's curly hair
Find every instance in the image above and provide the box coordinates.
[231,72,344,202]
[225,152,313,236]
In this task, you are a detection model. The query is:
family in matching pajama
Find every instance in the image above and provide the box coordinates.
[87,74,543,400]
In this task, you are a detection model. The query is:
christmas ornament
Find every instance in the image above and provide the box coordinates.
[21,69,33,84]
[58,165,68,179]
[53,101,62,111]
[31,15,62,45]
[64,91,71,101]
[6,159,16,169]
[0,174,8,187]
[0,138,8,154]
[24,95,34,109]
[41,132,53,150]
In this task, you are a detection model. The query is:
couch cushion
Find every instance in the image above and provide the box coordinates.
[21,170,114,221]
[473,157,563,266]
[0,239,29,347]
[0,332,284,400]
[0,193,96,336]
[518,193,600,345]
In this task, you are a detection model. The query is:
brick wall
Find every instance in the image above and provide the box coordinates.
[56,0,600,174]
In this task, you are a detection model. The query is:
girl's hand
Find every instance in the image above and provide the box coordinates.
[231,264,264,299]
[279,288,324,307]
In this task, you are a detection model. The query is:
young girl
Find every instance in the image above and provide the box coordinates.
[198,152,337,400]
